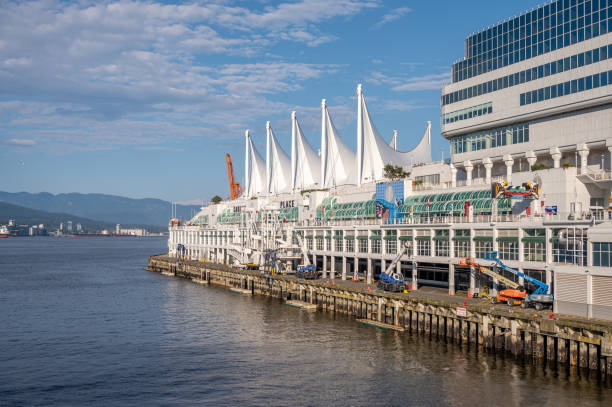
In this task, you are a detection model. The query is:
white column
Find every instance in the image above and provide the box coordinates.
[330,256,335,280]
[450,164,457,188]
[577,143,589,175]
[356,84,363,187]
[322,255,327,278]
[483,157,493,184]
[354,256,359,280]
[342,256,347,280]
[503,154,514,183]
[464,160,473,186]
[449,264,455,296]
[366,257,372,285]
[550,146,562,168]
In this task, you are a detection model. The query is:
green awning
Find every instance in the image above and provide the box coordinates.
[356,236,368,240]
[549,237,559,243]
[415,236,431,241]
[383,235,398,240]
[522,237,546,242]
[432,236,449,241]
[473,236,493,241]
[344,236,355,240]
[452,236,471,241]
[497,236,519,242]
[398,236,413,241]
[314,235,323,239]
[369,236,382,240]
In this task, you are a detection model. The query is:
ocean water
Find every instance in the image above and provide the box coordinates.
[1,236,611,406]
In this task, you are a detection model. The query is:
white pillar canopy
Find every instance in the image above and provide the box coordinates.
[450,164,457,188]
[463,160,473,186]
[577,143,589,175]
[483,157,493,183]
[550,146,562,168]
[503,154,514,183]
[525,150,537,169]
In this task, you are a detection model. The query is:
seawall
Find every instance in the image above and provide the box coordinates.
[148,254,612,379]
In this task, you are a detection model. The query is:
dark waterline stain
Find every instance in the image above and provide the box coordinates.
[0,237,610,406]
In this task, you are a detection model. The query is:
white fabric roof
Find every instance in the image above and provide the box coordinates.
[266,122,292,194]
[357,84,432,185]
[291,112,321,190]
[244,130,267,196]
[321,100,356,187]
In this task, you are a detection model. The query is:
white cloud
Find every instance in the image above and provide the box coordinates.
[371,6,411,30]
[0,1,377,152]
[4,138,36,146]
[392,72,450,91]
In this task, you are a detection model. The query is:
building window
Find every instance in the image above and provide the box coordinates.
[499,241,518,261]
[414,174,441,186]
[417,240,431,256]
[520,69,612,106]
[335,238,344,252]
[371,239,381,254]
[435,240,449,257]
[454,240,471,258]
[451,123,529,154]
[386,238,397,254]
[316,238,323,251]
[359,239,368,253]
[326,238,331,251]
[306,238,313,251]
[346,239,354,252]
[592,242,611,267]
[443,102,493,125]
[475,241,493,258]
[524,242,546,262]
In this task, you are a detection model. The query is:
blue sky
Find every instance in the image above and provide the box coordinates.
[0,0,540,203]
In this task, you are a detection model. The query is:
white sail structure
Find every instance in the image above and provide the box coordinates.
[321,99,357,187]
[245,130,267,197]
[356,84,432,185]
[291,111,321,191]
[266,122,292,194]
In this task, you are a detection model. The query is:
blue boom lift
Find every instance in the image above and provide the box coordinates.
[483,251,553,310]
[377,242,411,292]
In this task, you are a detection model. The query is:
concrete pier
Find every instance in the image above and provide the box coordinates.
[148,255,612,378]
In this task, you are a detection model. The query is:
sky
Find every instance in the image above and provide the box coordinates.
[0,0,541,203]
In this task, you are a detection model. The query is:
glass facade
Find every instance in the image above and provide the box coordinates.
[452,0,612,83]
[444,44,611,106]
[451,123,529,154]
[520,69,612,105]
[475,240,493,258]
[443,102,492,125]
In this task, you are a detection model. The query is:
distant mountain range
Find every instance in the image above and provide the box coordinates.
[0,201,156,232]
[0,191,202,227]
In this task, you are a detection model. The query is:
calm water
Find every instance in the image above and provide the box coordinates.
[1,237,611,406]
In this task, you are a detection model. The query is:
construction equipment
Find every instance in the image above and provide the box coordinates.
[377,241,410,292]
[295,232,320,279]
[482,251,553,310]
[225,153,242,200]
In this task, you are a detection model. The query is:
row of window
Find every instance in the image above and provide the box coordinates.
[520,69,612,105]
[443,44,611,106]
[453,0,612,82]
[442,102,492,125]
[451,123,529,155]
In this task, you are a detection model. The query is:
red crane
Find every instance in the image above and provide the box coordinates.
[225,153,242,200]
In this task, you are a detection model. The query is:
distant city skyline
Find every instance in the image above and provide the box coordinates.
[1,0,540,201]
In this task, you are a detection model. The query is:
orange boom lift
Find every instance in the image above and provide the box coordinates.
[225,153,242,200]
